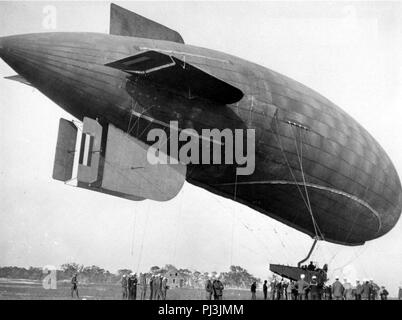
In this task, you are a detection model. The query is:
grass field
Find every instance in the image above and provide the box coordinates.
[3,279,397,300]
[0,278,260,300]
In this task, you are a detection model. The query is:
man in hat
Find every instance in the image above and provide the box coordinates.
[343,278,354,300]
[205,277,214,300]
[307,261,316,271]
[275,279,283,300]
[332,277,344,300]
[263,280,268,300]
[149,275,155,300]
[121,274,128,300]
[324,284,332,300]
[270,277,277,300]
[138,273,147,300]
[287,280,295,300]
[128,273,138,300]
[154,274,162,300]
[309,275,320,300]
[354,280,362,300]
[296,274,309,300]
[369,279,379,300]
[212,275,224,300]
[162,276,169,300]
[250,281,257,300]
[71,273,79,299]
[361,279,370,300]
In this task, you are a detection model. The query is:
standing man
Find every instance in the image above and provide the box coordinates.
[205,278,213,300]
[149,275,155,300]
[121,274,128,300]
[263,280,268,300]
[283,281,288,300]
[343,279,354,300]
[270,278,276,300]
[309,276,320,300]
[138,273,147,300]
[71,273,79,299]
[128,273,138,300]
[154,274,162,300]
[287,280,294,300]
[127,273,132,300]
[354,280,362,300]
[275,279,283,300]
[296,274,309,300]
[212,277,224,300]
[324,284,332,300]
[162,277,168,300]
[369,280,379,300]
[250,282,257,300]
[332,277,344,300]
[361,280,370,300]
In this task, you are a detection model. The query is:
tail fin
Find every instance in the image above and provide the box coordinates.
[110,3,184,44]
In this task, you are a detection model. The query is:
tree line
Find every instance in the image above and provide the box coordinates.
[0,263,261,287]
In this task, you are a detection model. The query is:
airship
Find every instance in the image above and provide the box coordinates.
[0,4,401,252]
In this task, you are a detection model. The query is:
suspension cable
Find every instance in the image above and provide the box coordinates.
[290,124,319,237]
[273,115,311,211]
[290,124,325,241]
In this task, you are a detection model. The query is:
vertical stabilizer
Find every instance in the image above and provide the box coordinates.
[110,3,184,44]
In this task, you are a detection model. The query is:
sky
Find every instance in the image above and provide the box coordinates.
[0,1,402,296]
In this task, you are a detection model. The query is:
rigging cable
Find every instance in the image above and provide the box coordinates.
[171,190,184,266]
[273,114,327,264]
[136,202,151,273]
[273,115,312,217]
[130,207,137,256]
[230,173,239,266]
[291,124,325,241]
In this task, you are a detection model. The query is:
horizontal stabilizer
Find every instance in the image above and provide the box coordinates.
[105,50,244,104]
[77,182,145,202]
[4,75,33,87]
[52,117,185,202]
[102,124,186,201]
[110,3,184,44]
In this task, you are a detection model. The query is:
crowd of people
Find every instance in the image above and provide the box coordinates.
[121,273,169,300]
[259,275,390,300]
[120,273,225,300]
[68,266,397,300]
[70,272,169,300]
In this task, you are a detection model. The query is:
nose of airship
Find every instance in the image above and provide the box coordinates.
[0,33,69,92]
[0,35,17,57]
[0,34,34,77]
[0,36,8,57]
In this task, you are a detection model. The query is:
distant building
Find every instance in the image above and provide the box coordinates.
[165,267,190,288]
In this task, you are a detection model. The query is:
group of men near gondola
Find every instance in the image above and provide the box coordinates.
[121,273,169,300]
[327,277,389,300]
[264,274,389,300]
